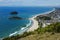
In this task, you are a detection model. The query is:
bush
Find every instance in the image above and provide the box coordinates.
[36,22,60,34]
[44,22,60,33]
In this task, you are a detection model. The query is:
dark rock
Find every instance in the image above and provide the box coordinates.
[10,11,18,15]
[8,16,22,20]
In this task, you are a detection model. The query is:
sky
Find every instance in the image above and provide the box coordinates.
[0,0,60,6]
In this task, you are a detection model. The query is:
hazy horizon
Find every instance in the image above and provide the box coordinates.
[0,0,60,7]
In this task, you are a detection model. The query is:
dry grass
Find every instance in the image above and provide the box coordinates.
[18,33,60,40]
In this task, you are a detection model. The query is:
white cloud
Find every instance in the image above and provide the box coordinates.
[0,0,3,1]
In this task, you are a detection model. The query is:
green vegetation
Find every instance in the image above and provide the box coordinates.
[36,16,51,20]
[45,22,60,33]
[3,22,60,40]
[36,22,60,34]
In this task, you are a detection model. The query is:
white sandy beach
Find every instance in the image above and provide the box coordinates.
[27,16,39,32]
[27,8,55,32]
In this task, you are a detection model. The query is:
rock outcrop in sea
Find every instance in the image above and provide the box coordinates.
[9,11,23,20]
[10,11,18,15]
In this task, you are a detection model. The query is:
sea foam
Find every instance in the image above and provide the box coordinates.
[9,20,32,37]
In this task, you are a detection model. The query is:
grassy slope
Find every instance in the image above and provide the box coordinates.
[18,22,60,40]
[18,33,60,40]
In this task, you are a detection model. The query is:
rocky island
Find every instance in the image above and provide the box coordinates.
[10,11,18,15]
[8,16,22,20]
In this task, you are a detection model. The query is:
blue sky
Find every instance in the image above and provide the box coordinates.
[0,0,60,6]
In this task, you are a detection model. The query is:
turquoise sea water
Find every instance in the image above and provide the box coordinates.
[0,7,53,38]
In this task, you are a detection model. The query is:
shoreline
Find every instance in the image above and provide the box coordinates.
[27,8,55,32]
[1,8,55,39]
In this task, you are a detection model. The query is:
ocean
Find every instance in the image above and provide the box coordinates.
[0,7,53,38]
